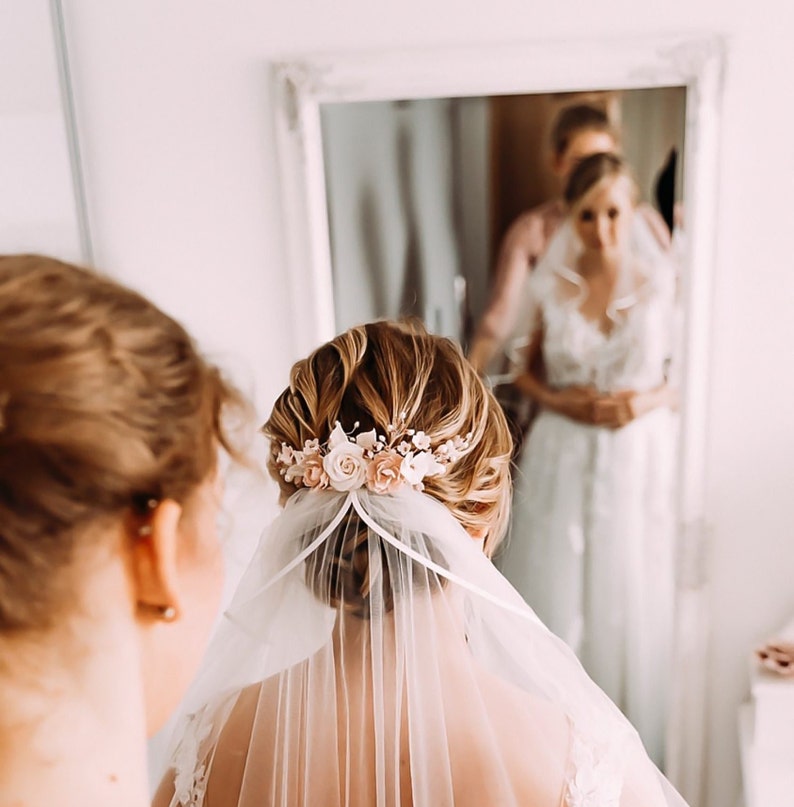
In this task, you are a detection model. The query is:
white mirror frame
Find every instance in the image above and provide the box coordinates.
[272,35,724,805]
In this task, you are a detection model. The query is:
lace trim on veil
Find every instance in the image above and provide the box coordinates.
[564,723,623,807]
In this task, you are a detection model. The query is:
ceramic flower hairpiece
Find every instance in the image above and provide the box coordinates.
[276,414,473,494]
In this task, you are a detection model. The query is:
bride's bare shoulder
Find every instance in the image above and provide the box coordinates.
[203,681,278,807]
[459,670,573,806]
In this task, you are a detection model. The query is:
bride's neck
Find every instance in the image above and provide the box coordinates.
[0,614,150,807]
[333,589,468,655]
[577,249,623,280]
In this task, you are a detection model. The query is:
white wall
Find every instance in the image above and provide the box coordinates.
[0,0,83,261]
[58,3,794,806]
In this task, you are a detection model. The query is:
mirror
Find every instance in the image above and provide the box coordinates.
[273,38,722,804]
[320,88,685,345]
[319,86,686,771]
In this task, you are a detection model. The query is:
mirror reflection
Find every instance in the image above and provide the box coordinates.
[320,88,687,768]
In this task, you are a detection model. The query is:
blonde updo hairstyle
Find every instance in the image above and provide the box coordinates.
[264,321,513,557]
[0,256,246,635]
[564,151,639,209]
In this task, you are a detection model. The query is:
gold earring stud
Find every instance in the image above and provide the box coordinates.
[138,524,153,537]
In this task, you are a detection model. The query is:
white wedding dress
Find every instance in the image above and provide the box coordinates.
[500,222,678,766]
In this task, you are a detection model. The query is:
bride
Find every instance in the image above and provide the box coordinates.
[500,152,679,766]
[155,320,686,806]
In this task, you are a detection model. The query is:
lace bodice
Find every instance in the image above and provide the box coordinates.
[563,724,623,807]
[530,261,675,394]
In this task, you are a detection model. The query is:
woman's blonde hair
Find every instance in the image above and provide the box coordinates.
[263,320,513,556]
[0,255,247,634]
[564,151,639,208]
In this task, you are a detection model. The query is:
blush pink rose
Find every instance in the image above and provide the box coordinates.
[365,451,404,494]
[302,455,329,489]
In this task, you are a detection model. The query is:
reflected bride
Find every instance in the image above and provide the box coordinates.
[155,321,686,807]
[501,153,678,766]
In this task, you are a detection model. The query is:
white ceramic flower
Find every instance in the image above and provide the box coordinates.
[283,450,306,483]
[303,437,321,455]
[277,443,295,465]
[355,428,379,451]
[323,440,368,491]
[411,431,431,450]
[400,451,445,488]
[327,421,350,449]
[438,439,458,461]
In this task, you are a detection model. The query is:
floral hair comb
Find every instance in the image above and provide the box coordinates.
[275,414,473,494]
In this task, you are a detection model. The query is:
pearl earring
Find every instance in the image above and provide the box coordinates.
[138,602,178,622]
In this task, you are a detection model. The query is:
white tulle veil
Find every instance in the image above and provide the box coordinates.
[159,483,687,807]
[501,212,676,381]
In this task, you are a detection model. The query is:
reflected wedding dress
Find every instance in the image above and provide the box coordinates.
[501,221,677,766]
[160,485,687,806]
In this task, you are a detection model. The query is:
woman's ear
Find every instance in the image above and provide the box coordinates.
[128,500,184,622]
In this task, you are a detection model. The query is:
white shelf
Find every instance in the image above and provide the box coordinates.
[739,663,794,807]
[738,702,755,807]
